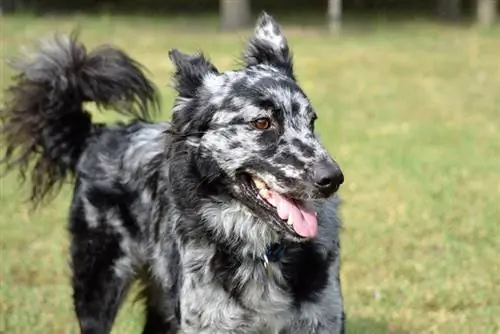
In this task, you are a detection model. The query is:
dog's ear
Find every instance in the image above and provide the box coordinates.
[243,12,294,79]
[169,49,219,98]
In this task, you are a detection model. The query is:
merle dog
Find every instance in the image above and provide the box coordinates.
[1,13,345,334]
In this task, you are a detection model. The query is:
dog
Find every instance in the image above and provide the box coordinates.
[1,12,345,334]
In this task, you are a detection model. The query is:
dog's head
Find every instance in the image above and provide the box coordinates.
[169,13,343,241]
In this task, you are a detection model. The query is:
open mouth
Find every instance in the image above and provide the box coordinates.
[240,174,318,239]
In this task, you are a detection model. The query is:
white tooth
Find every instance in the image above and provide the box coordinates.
[259,188,270,199]
[253,178,265,190]
[287,215,293,226]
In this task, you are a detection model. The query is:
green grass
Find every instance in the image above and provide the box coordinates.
[1,13,499,334]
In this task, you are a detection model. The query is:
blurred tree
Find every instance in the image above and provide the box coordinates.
[437,0,462,20]
[0,0,18,12]
[477,0,498,26]
[220,0,251,31]
[328,0,342,34]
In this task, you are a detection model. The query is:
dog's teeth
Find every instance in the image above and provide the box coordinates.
[259,188,270,199]
[253,178,266,190]
[287,215,293,226]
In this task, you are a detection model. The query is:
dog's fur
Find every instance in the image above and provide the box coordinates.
[1,13,346,334]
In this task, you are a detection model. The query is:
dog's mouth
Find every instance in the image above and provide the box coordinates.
[239,173,318,239]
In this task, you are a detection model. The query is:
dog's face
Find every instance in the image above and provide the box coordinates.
[169,13,343,241]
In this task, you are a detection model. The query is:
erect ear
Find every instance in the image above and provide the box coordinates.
[168,49,219,98]
[243,12,294,79]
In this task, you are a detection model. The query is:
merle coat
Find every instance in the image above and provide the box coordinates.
[0,12,345,334]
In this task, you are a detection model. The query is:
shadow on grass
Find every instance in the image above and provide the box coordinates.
[347,317,406,334]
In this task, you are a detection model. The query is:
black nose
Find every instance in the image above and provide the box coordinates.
[313,161,344,195]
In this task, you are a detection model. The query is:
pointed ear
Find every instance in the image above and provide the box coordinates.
[243,12,294,79]
[169,49,219,98]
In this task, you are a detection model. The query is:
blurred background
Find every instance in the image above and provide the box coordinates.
[0,1,499,333]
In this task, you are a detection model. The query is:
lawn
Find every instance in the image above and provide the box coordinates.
[0,13,499,334]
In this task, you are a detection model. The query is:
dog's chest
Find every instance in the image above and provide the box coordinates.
[180,256,294,332]
[178,241,334,333]
[236,261,294,331]
[244,262,290,306]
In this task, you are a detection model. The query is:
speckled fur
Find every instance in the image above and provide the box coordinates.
[1,13,345,334]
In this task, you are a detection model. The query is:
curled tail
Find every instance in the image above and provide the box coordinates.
[0,32,159,206]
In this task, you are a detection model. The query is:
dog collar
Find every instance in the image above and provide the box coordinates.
[265,243,286,263]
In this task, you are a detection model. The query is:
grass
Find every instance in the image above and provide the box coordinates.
[1,13,499,334]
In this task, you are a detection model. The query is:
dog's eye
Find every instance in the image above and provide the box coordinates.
[251,118,272,130]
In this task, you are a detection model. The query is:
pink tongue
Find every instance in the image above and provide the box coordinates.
[270,192,318,238]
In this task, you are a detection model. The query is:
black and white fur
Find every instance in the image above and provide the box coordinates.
[1,13,346,334]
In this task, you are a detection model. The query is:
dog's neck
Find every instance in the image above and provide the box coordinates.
[199,200,282,258]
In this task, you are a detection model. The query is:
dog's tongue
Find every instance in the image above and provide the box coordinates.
[266,192,318,238]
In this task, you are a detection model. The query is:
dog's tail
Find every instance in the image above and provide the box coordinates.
[0,33,159,206]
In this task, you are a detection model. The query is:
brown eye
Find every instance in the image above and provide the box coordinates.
[251,117,272,130]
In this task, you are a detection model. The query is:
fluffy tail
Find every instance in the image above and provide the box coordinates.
[0,33,159,206]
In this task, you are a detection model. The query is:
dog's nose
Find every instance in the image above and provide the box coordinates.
[313,161,344,195]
